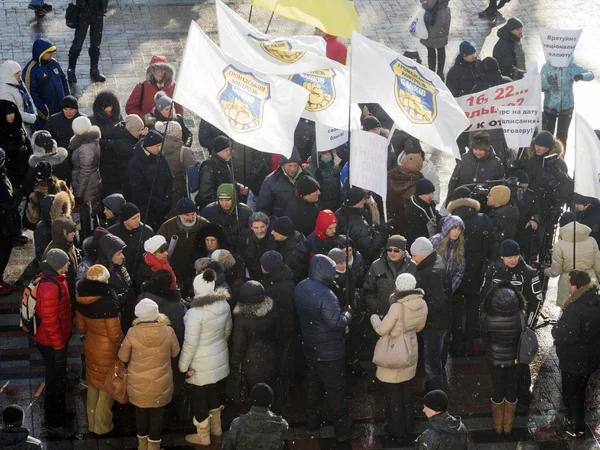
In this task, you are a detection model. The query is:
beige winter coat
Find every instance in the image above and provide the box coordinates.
[544,221,600,308]
[118,314,180,408]
[69,126,102,211]
[371,289,428,383]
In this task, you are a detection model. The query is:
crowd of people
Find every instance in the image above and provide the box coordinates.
[2,2,600,449]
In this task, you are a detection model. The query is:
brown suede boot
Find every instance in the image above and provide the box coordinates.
[491,399,505,434]
[137,435,148,450]
[503,400,518,434]
[209,406,224,436]
[185,417,210,446]
[147,438,163,450]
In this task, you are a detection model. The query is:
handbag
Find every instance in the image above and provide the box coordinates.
[225,364,247,405]
[103,360,129,404]
[409,9,429,40]
[516,313,538,364]
[65,3,80,29]
[372,305,413,370]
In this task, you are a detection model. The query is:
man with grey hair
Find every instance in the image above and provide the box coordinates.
[239,212,277,281]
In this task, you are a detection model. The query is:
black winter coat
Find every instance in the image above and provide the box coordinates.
[263,264,296,345]
[222,406,288,450]
[404,196,441,249]
[577,201,600,248]
[200,201,253,251]
[415,412,468,450]
[415,252,452,330]
[239,230,277,282]
[196,154,235,210]
[231,297,279,385]
[106,122,138,199]
[0,427,42,449]
[45,110,83,153]
[303,148,341,211]
[447,197,495,295]
[446,56,482,97]
[335,205,387,263]
[363,250,417,316]
[493,26,526,80]
[552,283,600,376]
[127,141,174,230]
[481,283,524,367]
[107,221,154,276]
[0,168,21,236]
[0,100,31,189]
[284,195,321,236]
[257,168,297,217]
[197,119,225,151]
[33,195,54,260]
[446,150,505,206]
[488,202,520,259]
[90,90,122,154]
[276,231,310,284]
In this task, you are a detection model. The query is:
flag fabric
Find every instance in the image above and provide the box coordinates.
[173,21,308,158]
[349,129,389,201]
[251,0,360,39]
[216,0,333,75]
[350,32,469,158]
[574,113,600,200]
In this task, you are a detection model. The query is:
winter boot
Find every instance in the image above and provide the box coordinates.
[491,399,505,434]
[147,438,163,450]
[137,435,148,450]
[503,399,518,434]
[185,417,210,446]
[209,406,224,436]
[89,48,106,83]
[67,54,78,84]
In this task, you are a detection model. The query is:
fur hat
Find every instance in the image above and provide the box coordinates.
[471,132,492,153]
[211,249,235,271]
[72,116,92,136]
[86,264,110,283]
[135,298,159,322]
[193,269,216,297]
[124,114,144,132]
[144,235,167,254]
[395,273,417,292]
[489,185,511,206]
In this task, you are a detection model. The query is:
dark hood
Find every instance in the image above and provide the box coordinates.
[0,100,23,132]
[447,197,480,216]
[92,90,122,124]
[103,193,126,216]
[196,223,231,251]
[32,38,56,64]
[483,281,525,315]
[309,254,336,287]
[98,234,126,266]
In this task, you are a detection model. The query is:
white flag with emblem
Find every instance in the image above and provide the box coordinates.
[574,113,600,200]
[350,32,469,157]
[173,21,308,157]
[216,0,334,75]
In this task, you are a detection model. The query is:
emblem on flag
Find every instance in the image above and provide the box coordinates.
[218,65,271,133]
[248,35,306,63]
[289,68,337,113]
[390,59,438,125]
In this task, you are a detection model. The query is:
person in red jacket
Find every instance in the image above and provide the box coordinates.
[314,28,348,66]
[125,56,183,119]
[32,248,74,438]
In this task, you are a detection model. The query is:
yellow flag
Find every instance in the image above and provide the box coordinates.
[252,0,361,39]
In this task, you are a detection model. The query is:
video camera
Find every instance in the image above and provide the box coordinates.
[467,177,525,210]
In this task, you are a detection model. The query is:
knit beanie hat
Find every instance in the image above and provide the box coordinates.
[143,129,164,148]
[452,186,471,201]
[250,382,273,407]
[512,170,529,184]
[240,280,266,304]
[506,17,524,31]
[489,185,511,206]
[271,216,295,237]
[459,41,477,57]
[362,116,381,131]
[176,197,196,215]
[34,130,56,155]
[212,135,231,153]
[92,227,110,248]
[327,248,347,264]
[34,161,52,181]
[144,235,167,254]
[72,116,92,136]
[534,130,554,149]
[193,269,216,297]
[61,95,79,110]
[395,273,417,291]
[415,178,435,196]
[345,187,366,206]
[423,390,448,412]
[410,237,434,256]
[86,264,110,283]
[500,239,520,257]
[297,175,320,196]
[260,250,284,273]
[155,120,182,139]
[135,298,159,322]
[120,202,140,221]
[480,57,500,73]
[211,249,236,271]
[217,183,236,200]
[387,235,407,250]
[124,114,144,132]
[559,211,576,227]
[44,248,70,272]
[471,132,492,153]
[155,91,173,111]
[2,404,24,427]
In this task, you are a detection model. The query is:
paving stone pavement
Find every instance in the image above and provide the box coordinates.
[2,0,600,448]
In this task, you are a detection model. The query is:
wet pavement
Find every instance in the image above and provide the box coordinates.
[2,0,600,448]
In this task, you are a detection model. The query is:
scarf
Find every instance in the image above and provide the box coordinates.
[430,234,466,293]
[16,81,35,115]
[144,252,178,289]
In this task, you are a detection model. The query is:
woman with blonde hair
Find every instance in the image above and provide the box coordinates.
[430,215,466,293]
[118,298,180,450]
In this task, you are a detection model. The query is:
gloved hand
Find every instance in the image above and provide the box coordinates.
[573,74,584,82]
[55,347,67,366]
[370,313,381,328]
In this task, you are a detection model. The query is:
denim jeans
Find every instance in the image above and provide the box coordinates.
[422,328,447,392]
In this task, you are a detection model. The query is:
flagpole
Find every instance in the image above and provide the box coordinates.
[265,11,275,33]
[228,140,242,248]
[248,4,253,23]
[345,36,353,310]
[573,114,577,270]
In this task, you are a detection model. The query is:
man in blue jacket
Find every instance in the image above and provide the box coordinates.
[23,38,69,131]
[294,254,362,442]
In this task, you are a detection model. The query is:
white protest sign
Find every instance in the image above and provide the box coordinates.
[539,28,582,68]
[315,104,361,152]
[349,129,388,201]
[457,75,541,132]
[497,106,540,148]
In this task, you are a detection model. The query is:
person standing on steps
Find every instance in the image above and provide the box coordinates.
[67,0,108,84]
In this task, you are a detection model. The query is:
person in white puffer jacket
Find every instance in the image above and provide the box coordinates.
[178,269,232,447]
[0,61,37,132]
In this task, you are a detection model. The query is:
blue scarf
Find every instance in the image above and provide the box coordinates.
[12,80,35,115]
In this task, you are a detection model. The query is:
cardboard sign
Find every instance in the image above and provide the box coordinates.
[540,28,582,68]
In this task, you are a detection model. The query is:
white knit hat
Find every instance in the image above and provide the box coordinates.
[395,273,417,292]
[86,264,110,284]
[193,269,216,297]
[72,116,92,136]
[144,235,167,254]
[135,298,159,322]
